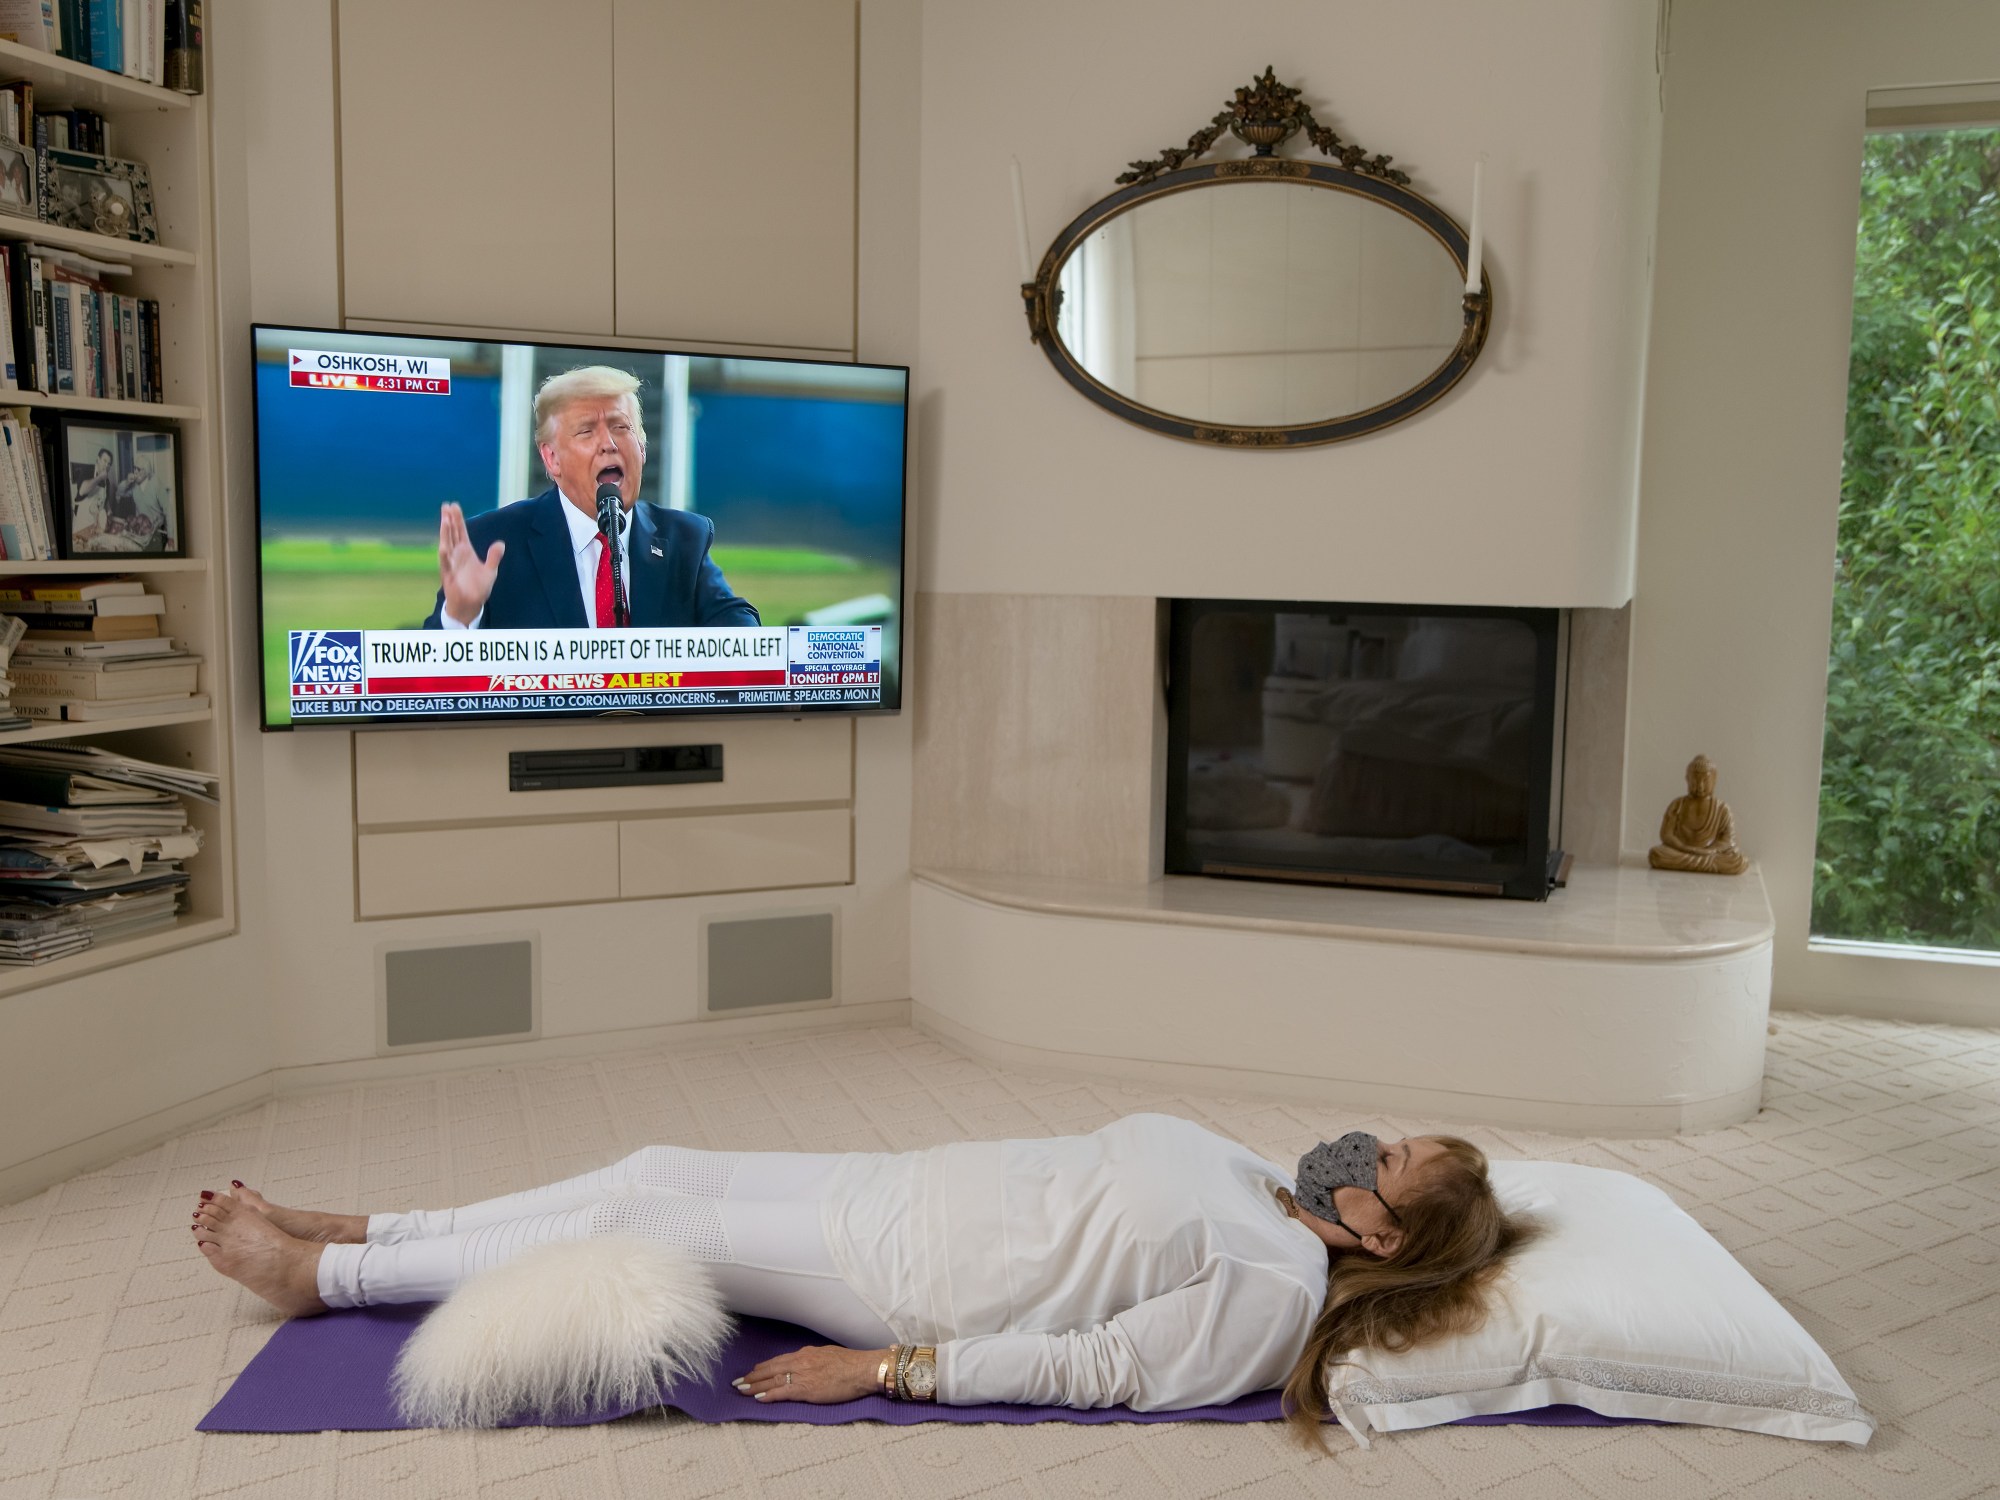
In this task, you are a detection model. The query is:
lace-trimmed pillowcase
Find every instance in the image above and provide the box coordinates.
[1325,1161,1875,1444]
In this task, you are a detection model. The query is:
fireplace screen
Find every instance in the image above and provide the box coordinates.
[1165,601,1564,899]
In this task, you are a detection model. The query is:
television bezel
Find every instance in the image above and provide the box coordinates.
[249,322,911,733]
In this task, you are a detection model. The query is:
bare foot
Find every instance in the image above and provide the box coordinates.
[193,1193,328,1317]
[219,1183,367,1245]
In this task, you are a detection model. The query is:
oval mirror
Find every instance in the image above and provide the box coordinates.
[1021,74,1490,448]
[1054,177,1471,433]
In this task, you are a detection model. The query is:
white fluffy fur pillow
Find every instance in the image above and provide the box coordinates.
[391,1235,733,1427]
[1325,1162,1874,1444]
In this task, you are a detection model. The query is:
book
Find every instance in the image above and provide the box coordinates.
[49,277,70,393]
[56,0,82,64]
[23,613,161,640]
[163,0,197,93]
[0,4,55,52]
[11,634,170,657]
[24,420,53,555]
[0,416,41,559]
[16,416,52,557]
[0,428,27,561]
[0,577,142,602]
[30,116,45,227]
[0,247,14,393]
[8,689,206,721]
[23,252,48,392]
[135,291,150,399]
[4,249,30,393]
[86,0,118,72]
[119,0,139,79]
[2,413,45,559]
[119,294,135,398]
[9,656,195,699]
[6,593,165,616]
[142,297,160,399]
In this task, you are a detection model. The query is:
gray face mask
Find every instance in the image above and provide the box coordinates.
[1293,1132,1403,1238]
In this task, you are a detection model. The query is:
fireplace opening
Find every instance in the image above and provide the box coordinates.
[1164,600,1567,900]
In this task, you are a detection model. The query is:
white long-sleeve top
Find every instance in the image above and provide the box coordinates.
[818,1113,1329,1411]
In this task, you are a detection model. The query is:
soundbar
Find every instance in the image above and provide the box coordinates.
[509,743,724,791]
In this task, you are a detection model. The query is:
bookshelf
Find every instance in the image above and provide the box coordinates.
[0,34,231,995]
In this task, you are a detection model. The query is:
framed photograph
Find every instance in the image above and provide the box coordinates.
[51,416,183,557]
[0,138,35,221]
[39,148,157,244]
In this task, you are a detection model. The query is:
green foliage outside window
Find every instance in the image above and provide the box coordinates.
[1813,127,2000,949]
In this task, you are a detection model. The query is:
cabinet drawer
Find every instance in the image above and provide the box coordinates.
[358,823,619,918]
[619,809,850,898]
[355,717,853,826]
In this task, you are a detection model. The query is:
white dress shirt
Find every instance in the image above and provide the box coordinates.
[441,493,628,630]
[820,1114,1329,1410]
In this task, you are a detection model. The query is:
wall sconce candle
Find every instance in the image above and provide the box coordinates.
[1465,154,1485,293]
[1011,158,1034,283]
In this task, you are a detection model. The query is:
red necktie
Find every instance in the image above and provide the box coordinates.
[593,534,614,627]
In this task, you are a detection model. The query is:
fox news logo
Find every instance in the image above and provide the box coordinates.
[291,630,364,686]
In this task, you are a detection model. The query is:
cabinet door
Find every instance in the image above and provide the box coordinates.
[613,0,856,350]
[339,0,616,335]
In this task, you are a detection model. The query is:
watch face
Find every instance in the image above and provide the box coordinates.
[906,1359,938,1398]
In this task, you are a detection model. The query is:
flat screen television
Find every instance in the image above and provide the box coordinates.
[250,324,908,730]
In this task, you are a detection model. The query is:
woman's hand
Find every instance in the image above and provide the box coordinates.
[733,1344,889,1404]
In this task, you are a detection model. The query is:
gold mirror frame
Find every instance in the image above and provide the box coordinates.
[1021,70,1491,448]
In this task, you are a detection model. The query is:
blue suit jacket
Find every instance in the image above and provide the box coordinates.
[424,489,759,630]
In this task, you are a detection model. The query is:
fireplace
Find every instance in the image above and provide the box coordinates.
[1164,600,1567,899]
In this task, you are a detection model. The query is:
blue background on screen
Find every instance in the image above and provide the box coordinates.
[690,392,904,564]
[256,365,503,543]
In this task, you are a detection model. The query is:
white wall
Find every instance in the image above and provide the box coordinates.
[916,0,1661,609]
[225,0,918,1076]
[1629,0,2000,1025]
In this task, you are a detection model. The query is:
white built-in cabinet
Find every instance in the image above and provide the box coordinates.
[336,0,861,919]
[338,0,856,350]
[0,39,236,998]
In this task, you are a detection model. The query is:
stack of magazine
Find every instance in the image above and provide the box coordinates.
[0,742,216,964]
[0,579,204,722]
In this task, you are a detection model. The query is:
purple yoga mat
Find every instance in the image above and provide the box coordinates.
[196,1308,1656,1433]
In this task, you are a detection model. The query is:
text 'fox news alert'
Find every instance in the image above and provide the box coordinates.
[287,626,883,717]
[287,348,452,395]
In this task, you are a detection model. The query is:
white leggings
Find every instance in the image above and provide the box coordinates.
[313,1145,895,1349]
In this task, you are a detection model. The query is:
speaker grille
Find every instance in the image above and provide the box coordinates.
[383,940,535,1048]
[706,913,835,1013]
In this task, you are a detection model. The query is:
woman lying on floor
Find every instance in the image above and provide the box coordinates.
[192,1114,1535,1437]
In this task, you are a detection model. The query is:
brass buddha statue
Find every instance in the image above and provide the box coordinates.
[1649,755,1748,875]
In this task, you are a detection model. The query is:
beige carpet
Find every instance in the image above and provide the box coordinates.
[2,1010,1996,1499]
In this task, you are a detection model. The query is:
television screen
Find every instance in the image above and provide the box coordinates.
[251,325,908,730]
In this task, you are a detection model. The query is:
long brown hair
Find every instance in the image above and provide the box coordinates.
[1279,1136,1537,1447]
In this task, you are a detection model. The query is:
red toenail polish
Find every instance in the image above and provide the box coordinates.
[231,1181,244,1189]
[200,1190,214,1200]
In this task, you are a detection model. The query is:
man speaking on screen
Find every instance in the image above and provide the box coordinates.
[424,366,759,631]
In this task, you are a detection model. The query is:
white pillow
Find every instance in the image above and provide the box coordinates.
[1325,1161,1875,1444]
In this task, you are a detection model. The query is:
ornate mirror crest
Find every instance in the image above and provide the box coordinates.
[1021,69,1491,448]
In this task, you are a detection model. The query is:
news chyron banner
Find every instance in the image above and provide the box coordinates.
[288,347,452,395]
[288,626,883,719]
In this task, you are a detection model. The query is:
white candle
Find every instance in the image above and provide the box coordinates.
[1011,157,1034,282]
[1465,155,1486,293]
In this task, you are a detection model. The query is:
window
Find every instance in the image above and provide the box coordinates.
[1812,98,2000,953]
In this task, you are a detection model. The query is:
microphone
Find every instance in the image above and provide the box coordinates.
[594,481,623,534]
[595,482,628,627]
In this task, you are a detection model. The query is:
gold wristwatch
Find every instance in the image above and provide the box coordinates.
[898,1345,938,1401]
